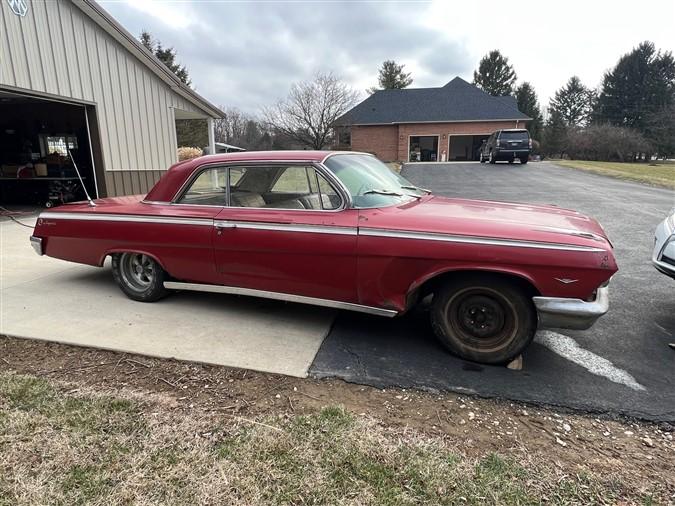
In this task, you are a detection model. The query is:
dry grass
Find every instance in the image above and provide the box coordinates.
[0,372,662,506]
[551,159,675,189]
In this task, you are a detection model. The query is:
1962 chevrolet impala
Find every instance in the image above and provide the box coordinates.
[30,151,617,364]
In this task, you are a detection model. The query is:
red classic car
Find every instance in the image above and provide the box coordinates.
[30,151,617,364]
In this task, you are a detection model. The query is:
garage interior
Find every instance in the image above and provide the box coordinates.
[448,134,490,161]
[0,91,101,208]
[409,136,438,162]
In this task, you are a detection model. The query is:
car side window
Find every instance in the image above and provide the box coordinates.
[316,171,340,210]
[177,167,227,205]
[228,165,341,210]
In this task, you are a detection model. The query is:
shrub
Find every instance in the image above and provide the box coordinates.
[177,146,203,161]
[565,124,651,161]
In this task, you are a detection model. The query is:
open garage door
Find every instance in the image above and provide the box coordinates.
[409,136,439,162]
[0,90,103,208]
[448,134,490,161]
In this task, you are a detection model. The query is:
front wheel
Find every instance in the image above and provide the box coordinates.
[112,252,169,302]
[430,276,537,364]
[488,151,496,164]
[479,153,486,163]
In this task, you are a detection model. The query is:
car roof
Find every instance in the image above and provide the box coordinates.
[144,150,369,202]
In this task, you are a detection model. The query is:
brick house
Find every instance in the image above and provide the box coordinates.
[334,77,530,162]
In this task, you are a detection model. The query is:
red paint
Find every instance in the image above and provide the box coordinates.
[33,152,618,313]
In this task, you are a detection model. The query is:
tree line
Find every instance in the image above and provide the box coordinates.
[142,30,674,160]
[471,43,675,160]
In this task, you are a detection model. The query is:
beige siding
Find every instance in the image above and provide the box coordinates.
[0,0,207,196]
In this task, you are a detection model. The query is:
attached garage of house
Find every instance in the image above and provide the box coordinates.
[447,134,490,161]
[334,77,530,162]
[0,0,222,208]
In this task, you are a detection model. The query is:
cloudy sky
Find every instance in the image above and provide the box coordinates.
[101,0,674,115]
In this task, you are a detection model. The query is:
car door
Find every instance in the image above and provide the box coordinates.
[213,163,359,303]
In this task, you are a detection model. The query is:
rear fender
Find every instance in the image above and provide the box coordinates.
[100,249,168,272]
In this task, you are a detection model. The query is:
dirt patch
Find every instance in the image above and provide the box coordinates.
[1,335,673,501]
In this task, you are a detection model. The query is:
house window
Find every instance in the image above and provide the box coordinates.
[337,127,351,147]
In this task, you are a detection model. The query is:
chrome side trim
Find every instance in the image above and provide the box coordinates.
[38,212,213,227]
[30,236,43,256]
[532,226,605,242]
[163,281,398,317]
[214,220,357,235]
[359,227,607,252]
[533,286,609,330]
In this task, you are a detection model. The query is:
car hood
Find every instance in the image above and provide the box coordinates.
[359,195,611,249]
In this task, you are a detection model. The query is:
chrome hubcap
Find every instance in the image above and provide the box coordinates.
[120,253,154,292]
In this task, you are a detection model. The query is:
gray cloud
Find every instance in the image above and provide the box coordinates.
[101,1,473,114]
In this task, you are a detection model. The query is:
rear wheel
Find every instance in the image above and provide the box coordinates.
[112,252,169,302]
[430,276,537,364]
[479,153,486,163]
[520,155,529,164]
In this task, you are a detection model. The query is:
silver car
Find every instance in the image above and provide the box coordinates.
[653,207,675,279]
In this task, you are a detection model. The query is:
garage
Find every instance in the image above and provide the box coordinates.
[0,91,103,207]
[448,134,490,161]
[409,135,439,162]
[1,0,222,207]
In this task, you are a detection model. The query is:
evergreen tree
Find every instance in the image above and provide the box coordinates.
[594,41,675,135]
[369,60,413,94]
[515,82,543,140]
[139,31,191,86]
[541,108,568,158]
[548,76,594,127]
[472,50,517,96]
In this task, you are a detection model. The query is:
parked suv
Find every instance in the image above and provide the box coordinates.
[479,129,531,164]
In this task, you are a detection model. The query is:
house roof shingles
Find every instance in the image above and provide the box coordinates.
[336,77,529,126]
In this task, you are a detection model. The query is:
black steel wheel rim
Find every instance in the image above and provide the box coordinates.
[446,287,518,352]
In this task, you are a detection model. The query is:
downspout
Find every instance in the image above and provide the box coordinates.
[207,117,216,155]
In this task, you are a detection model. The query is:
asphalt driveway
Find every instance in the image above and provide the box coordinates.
[311,161,675,422]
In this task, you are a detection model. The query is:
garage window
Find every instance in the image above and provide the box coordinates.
[41,134,78,157]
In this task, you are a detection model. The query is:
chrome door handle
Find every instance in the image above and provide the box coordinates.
[215,221,237,229]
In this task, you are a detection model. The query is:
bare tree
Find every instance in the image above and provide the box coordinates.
[263,72,360,150]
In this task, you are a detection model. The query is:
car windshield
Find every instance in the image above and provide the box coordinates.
[323,154,427,208]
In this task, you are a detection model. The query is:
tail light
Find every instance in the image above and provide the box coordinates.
[528,138,532,149]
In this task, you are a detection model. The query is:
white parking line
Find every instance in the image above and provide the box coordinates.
[534,331,646,392]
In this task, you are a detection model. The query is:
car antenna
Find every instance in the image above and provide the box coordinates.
[68,149,96,207]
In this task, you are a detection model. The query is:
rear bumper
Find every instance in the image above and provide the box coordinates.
[495,149,529,159]
[533,286,609,330]
[30,236,43,256]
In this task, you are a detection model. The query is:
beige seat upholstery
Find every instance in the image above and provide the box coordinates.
[230,192,266,208]
[300,194,333,210]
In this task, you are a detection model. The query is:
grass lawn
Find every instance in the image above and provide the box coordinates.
[551,159,675,189]
[0,370,668,505]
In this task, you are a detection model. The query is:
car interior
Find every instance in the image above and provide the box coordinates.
[178,165,341,210]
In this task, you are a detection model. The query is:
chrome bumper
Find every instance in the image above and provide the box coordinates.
[652,217,675,278]
[30,236,43,256]
[533,286,609,330]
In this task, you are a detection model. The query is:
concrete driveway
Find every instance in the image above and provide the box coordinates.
[312,161,675,422]
[1,218,334,377]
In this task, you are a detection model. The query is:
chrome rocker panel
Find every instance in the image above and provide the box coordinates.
[533,286,609,330]
[163,281,398,318]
